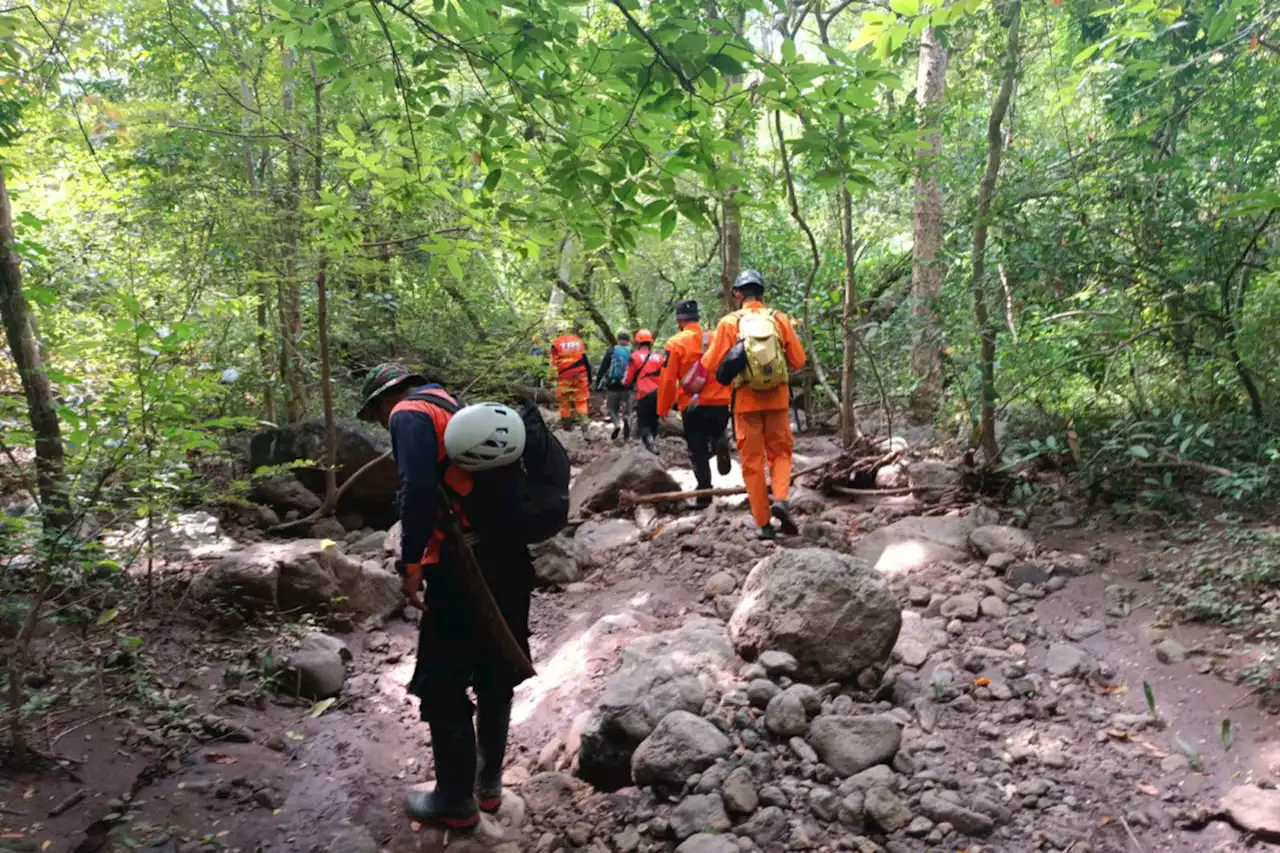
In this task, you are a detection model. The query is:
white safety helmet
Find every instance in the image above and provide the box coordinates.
[444,403,526,471]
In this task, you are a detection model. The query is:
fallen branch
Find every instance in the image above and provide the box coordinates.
[1136,452,1233,478]
[831,486,918,497]
[268,450,393,533]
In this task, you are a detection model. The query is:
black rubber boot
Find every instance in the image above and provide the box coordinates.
[475,701,512,813]
[405,722,480,829]
[611,426,621,441]
[757,524,777,541]
[643,434,659,455]
[715,435,732,476]
[771,501,800,536]
[624,421,631,440]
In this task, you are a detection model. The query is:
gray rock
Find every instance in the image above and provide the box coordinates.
[940,594,979,621]
[348,531,387,555]
[729,549,902,682]
[805,716,901,777]
[739,806,788,846]
[864,786,913,832]
[838,791,865,828]
[578,618,735,791]
[790,736,819,764]
[631,711,731,793]
[570,449,681,515]
[251,475,323,517]
[809,786,841,821]
[875,462,908,489]
[892,611,944,668]
[675,835,739,853]
[531,536,583,586]
[853,516,976,573]
[979,595,1009,619]
[704,572,738,597]
[765,692,808,737]
[1156,638,1187,664]
[574,519,642,564]
[1007,563,1049,586]
[523,771,576,812]
[670,794,731,840]
[784,684,822,715]
[969,525,1036,559]
[985,552,1016,571]
[1044,643,1091,678]
[906,460,960,492]
[1065,618,1104,641]
[347,565,403,626]
[1221,785,1280,842]
[917,791,994,836]
[721,766,759,815]
[759,650,799,676]
[747,679,781,709]
[281,633,348,699]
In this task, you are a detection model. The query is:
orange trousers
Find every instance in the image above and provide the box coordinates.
[735,408,793,527]
[556,375,589,421]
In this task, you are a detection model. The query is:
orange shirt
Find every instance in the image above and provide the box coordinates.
[700,300,806,413]
[550,334,588,381]
[389,390,473,565]
[656,322,732,417]
[625,347,664,397]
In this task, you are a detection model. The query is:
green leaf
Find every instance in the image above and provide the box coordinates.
[1129,444,1150,459]
[889,0,919,15]
[1221,718,1233,751]
[705,53,746,77]
[96,607,119,626]
[310,698,336,718]
[337,123,356,144]
[659,209,677,239]
[781,38,797,64]
[446,254,464,281]
[482,168,503,193]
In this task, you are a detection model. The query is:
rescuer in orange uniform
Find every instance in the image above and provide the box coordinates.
[700,269,806,540]
[656,300,733,505]
[548,326,593,430]
[626,329,664,454]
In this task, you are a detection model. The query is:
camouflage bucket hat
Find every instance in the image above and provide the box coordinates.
[357,363,427,421]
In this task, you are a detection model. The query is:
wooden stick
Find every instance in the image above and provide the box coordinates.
[269,450,393,533]
[1120,816,1148,853]
[619,458,844,506]
[831,486,918,497]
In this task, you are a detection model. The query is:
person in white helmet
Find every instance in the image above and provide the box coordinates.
[357,364,533,830]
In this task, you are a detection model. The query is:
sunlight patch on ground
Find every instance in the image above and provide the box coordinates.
[873,540,933,576]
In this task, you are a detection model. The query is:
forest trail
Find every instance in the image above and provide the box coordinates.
[4,433,1280,853]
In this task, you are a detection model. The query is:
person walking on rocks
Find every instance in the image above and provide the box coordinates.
[625,329,665,455]
[549,324,592,431]
[701,269,807,540]
[594,329,633,441]
[357,364,535,830]
[656,300,732,505]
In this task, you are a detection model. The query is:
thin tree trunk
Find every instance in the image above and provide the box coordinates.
[720,175,741,315]
[280,45,306,422]
[969,0,1021,464]
[311,58,337,507]
[441,280,488,341]
[840,185,861,448]
[545,234,571,326]
[909,26,948,421]
[0,166,70,530]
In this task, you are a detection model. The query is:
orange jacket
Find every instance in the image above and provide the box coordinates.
[625,346,664,398]
[656,322,732,417]
[700,300,806,413]
[550,334,589,381]
[389,389,473,566]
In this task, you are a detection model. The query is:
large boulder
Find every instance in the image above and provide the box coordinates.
[248,418,398,527]
[250,476,323,517]
[969,525,1036,559]
[577,618,735,791]
[574,519,642,565]
[631,711,730,794]
[728,549,902,682]
[853,516,977,574]
[569,449,680,515]
[191,539,397,622]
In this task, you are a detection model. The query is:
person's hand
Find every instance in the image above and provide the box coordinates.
[402,562,425,611]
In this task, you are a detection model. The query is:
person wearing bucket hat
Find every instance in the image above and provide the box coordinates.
[656,300,733,505]
[356,364,536,830]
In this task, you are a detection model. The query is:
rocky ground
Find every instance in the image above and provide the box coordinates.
[5,429,1280,853]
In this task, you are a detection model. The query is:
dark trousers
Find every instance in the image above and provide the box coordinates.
[410,541,533,727]
[635,391,659,445]
[683,405,730,490]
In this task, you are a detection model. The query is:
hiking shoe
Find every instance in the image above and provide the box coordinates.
[404,790,480,830]
[715,436,732,476]
[757,524,777,541]
[643,436,659,455]
[696,495,713,509]
[611,426,621,441]
[771,501,800,536]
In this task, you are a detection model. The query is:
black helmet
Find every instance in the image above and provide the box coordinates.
[616,329,631,342]
[675,299,699,321]
[733,269,765,292]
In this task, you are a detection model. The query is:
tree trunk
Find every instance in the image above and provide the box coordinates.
[839,184,860,448]
[545,234,571,327]
[908,26,948,421]
[969,1,1021,465]
[0,166,70,530]
[279,45,307,422]
[311,58,337,507]
[719,177,741,315]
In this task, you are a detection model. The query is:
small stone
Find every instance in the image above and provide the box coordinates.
[670,793,731,840]
[766,692,809,737]
[760,650,800,677]
[1161,753,1191,774]
[979,596,1008,619]
[705,572,738,597]
[838,791,865,827]
[917,792,994,836]
[809,786,841,821]
[1044,643,1091,678]
[721,767,759,815]
[790,736,819,764]
[1065,618,1104,641]
[864,786,913,832]
[940,594,980,622]
[748,679,782,709]
[908,586,932,606]
[675,835,740,853]
[1007,563,1048,587]
[905,816,934,837]
[1155,638,1187,665]
[985,552,1016,571]
[785,683,822,715]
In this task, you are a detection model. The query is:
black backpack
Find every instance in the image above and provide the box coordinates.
[407,391,570,545]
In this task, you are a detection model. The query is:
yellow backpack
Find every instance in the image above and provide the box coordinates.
[733,308,789,392]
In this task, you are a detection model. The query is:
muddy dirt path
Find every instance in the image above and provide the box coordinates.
[5,435,1279,853]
